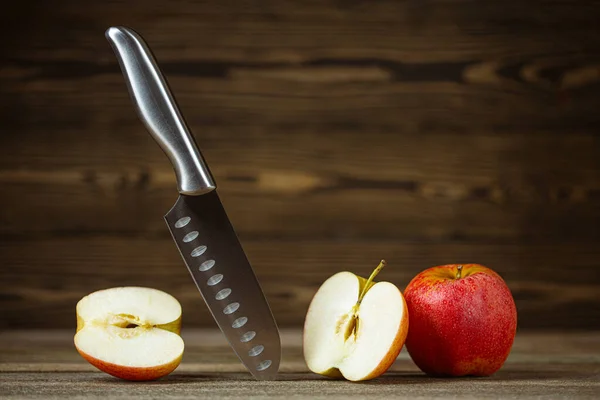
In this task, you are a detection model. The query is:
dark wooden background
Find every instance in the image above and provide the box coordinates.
[1,0,599,331]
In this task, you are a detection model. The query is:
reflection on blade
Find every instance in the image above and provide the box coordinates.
[164,191,280,380]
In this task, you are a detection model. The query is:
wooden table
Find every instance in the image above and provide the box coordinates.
[1,330,598,399]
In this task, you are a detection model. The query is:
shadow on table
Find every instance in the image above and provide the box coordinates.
[90,368,592,385]
[358,369,593,385]
[91,373,252,385]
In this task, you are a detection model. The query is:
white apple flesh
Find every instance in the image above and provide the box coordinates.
[303,262,409,381]
[74,287,184,381]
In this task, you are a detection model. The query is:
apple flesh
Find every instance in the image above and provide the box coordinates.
[74,287,184,381]
[303,261,409,381]
[404,264,517,377]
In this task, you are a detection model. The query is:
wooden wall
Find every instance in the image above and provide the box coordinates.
[1,0,600,330]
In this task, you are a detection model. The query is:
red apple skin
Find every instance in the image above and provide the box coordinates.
[404,264,517,377]
[76,348,182,381]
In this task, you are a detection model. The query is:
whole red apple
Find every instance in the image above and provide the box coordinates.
[404,264,517,376]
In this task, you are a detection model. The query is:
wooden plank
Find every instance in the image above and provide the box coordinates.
[3,126,600,185]
[1,330,599,399]
[3,68,600,135]
[1,332,599,399]
[1,124,599,241]
[3,0,600,63]
[1,238,599,330]
[1,164,599,241]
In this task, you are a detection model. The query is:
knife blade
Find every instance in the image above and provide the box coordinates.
[105,26,280,380]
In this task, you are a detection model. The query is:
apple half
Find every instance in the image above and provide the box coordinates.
[74,287,184,381]
[303,261,409,381]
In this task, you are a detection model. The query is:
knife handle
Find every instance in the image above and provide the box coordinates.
[106,26,216,195]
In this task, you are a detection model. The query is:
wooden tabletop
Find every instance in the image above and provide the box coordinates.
[1,329,599,399]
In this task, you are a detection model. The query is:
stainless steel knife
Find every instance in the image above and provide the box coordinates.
[105,26,280,380]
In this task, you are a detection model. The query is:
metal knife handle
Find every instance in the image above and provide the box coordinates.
[106,26,216,195]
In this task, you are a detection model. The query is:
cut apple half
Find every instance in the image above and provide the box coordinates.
[74,287,184,381]
[303,261,409,381]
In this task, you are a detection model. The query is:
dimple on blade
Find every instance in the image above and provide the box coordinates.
[164,191,281,379]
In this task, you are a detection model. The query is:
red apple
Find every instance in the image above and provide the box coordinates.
[404,264,517,376]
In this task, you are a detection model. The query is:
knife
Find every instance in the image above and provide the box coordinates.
[105,26,281,380]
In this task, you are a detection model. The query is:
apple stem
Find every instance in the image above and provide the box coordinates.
[456,265,463,279]
[344,260,386,341]
[357,259,386,306]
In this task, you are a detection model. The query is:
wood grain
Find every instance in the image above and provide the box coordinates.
[1,127,600,241]
[1,331,600,399]
[2,238,599,330]
[3,0,600,62]
[1,168,599,242]
[1,0,600,330]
